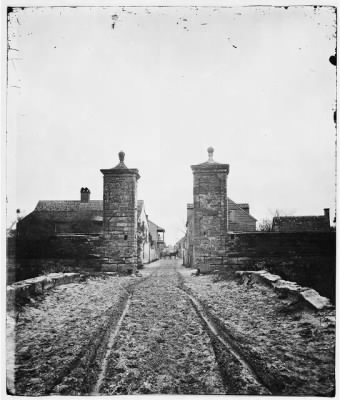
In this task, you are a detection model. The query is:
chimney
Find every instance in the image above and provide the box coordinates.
[324,208,330,223]
[80,187,91,203]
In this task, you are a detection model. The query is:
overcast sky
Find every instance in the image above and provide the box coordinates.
[6,5,336,244]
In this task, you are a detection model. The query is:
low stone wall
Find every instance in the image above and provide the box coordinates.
[7,272,81,312]
[225,232,336,302]
[236,270,331,311]
[7,234,136,284]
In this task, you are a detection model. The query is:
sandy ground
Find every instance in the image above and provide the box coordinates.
[180,265,335,396]
[8,273,142,395]
[7,259,335,396]
[99,262,224,395]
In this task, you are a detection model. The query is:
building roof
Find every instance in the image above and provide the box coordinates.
[228,198,257,221]
[148,220,165,232]
[272,215,330,232]
[185,197,256,227]
[31,198,158,228]
[19,190,165,237]
[35,199,148,217]
[175,236,185,246]
[237,203,249,209]
[35,200,103,212]
[148,219,165,244]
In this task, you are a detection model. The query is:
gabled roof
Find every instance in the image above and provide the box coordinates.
[237,203,249,209]
[148,220,165,232]
[185,198,256,224]
[34,199,151,219]
[228,197,257,221]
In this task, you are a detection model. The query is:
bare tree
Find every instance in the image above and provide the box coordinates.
[268,208,296,217]
[257,218,273,232]
[257,208,297,232]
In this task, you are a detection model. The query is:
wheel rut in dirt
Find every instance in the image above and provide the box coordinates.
[12,259,335,396]
[94,261,224,394]
[176,271,271,395]
[91,296,132,394]
[91,260,272,395]
[47,274,150,395]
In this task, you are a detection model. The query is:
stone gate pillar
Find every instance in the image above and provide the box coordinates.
[191,147,229,269]
[100,151,140,273]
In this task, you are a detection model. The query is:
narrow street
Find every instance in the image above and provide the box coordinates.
[95,260,225,395]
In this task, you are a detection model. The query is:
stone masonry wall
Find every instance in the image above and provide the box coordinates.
[224,232,336,302]
[192,170,227,267]
[102,173,138,272]
[7,235,110,284]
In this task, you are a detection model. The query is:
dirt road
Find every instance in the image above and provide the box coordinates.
[94,260,270,395]
[95,260,224,394]
[10,259,333,396]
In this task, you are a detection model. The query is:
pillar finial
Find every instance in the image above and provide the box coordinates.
[207,146,214,162]
[118,151,125,162]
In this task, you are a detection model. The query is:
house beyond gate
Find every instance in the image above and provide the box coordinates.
[137,200,165,265]
[16,152,165,274]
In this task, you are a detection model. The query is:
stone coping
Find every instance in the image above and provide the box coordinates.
[236,270,331,311]
[100,168,140,179]
[7,273,81,312]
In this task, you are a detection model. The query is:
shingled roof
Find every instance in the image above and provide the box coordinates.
[148,220,165,232]
[272,215,330,232]
[227,198,257,221]
[35,200,103,212]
